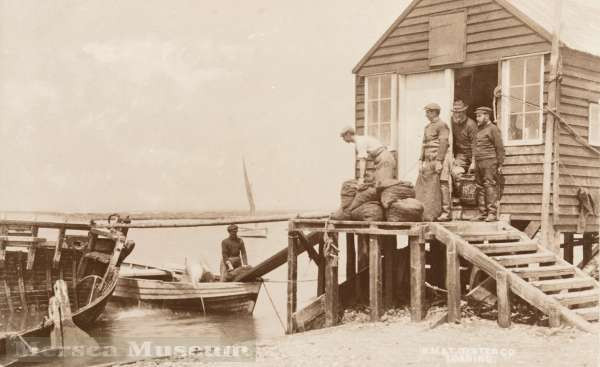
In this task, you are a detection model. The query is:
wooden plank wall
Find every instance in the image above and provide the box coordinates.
[356,0,550,76]
[556,48,600,232]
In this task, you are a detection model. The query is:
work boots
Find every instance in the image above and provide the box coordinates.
[470,187,487,221]
[436,182,452,222]
[485,186,498,222]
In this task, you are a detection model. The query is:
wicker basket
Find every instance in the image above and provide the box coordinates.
[459,174,477,207]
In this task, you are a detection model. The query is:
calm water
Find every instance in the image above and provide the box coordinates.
[83,221,331,364]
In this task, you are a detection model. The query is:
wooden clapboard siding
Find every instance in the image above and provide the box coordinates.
[355,0,551,76]
[556,48,600,232]
[355,76,365,134]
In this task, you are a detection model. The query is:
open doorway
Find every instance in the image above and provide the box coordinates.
[454,64,498,119]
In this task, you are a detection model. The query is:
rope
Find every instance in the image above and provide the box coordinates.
[261,278,318,283]
[261,280,286,332]
[498,91,600,156]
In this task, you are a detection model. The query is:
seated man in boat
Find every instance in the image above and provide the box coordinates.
[221,224,251,281]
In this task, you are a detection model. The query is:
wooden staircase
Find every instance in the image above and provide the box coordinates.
[429,221,600,332]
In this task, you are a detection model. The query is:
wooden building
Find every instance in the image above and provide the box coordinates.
[352,0,600,250]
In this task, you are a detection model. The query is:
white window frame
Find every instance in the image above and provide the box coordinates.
[590,102,600,146]
[500,54,545,146]
[364,73,398,149]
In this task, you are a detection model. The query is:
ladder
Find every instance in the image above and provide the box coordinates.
[429,222,600,332]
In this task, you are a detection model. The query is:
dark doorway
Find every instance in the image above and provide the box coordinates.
[454,64,499,120]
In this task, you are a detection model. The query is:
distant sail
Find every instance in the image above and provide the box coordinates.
[243,158,256,215]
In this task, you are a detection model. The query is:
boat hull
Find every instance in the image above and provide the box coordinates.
[112,272,261,314]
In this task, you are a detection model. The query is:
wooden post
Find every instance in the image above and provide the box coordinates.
[410,234,426,321]
[496,270,511,328]
[563,232,574,264]
[369,234,382,321]
[49,297,63,349]
[53,227,66,269]
[541,0,562,254]
[429,239,446,288]
[583,232,594,265]
[383,236,395,309]
[446,240,461,323]
[357,234,369,303]
[325,235,339,327]
[317,242,325,296]
[286,229,298,334]
[346,233,356,304]
[548,305,561,328]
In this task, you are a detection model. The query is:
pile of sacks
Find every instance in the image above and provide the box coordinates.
[332,178,424,222]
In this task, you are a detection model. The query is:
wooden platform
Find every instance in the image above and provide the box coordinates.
[286,219,600,333]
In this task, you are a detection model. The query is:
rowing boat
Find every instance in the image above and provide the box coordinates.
[112,262,261,314]
[0,218,133,361]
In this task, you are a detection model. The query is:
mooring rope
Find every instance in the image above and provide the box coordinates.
[261,279,286,332]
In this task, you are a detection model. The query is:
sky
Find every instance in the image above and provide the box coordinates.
[0,0,410,213]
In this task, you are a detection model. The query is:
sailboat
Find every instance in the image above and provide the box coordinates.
[238,159,268,238]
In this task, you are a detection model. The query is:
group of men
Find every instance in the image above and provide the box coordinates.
[340,99,505,222]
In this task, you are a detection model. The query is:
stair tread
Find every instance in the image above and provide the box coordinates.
[512,265,574,272]
[511,265,576,278]
[573,307,599,321]
[530,278,596,292]
[476,242,539,254]
[553,289,600,300]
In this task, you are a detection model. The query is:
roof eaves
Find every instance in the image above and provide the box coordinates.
[352,0,423,74]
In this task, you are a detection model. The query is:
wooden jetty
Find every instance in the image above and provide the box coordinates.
[112,262,262,314]
[0,218,133,362]
[286,219,600,334]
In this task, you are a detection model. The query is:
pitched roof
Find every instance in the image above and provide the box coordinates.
[353,0,600,73]
[508,0,600,57]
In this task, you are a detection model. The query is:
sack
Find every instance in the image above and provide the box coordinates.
[349,185,378,211]
[458,174,477,207]
[351,201,384,222]
[415,168,441,221]
[340,179,359,209]
[379,180,416,209]
[330,208,352,221]
[386,198,424,222]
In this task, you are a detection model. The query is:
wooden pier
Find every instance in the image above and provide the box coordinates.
[286,219,600,334]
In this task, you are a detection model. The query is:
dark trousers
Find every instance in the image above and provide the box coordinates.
[474,158,499,216]
[474,158,498,188]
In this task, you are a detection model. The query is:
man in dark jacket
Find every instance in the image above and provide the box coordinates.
[471,107,505,222]
[450,100,477,196]
[221,224,250,281]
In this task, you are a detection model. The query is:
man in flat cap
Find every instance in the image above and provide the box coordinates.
[416,103,452,221]
[471,106,505,222]
[220,224,250,281]
[340,126,396,186]
[450,100,477,198]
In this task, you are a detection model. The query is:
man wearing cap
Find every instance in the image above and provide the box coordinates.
[450,100,478,197]
[417,103,452,221]
[471,106,505,222]
[340,126,396,186]
[220,224,250,281]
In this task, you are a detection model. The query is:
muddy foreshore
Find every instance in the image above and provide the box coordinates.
[102,307,599,367]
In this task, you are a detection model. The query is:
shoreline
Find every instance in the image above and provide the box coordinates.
[104,308,599,367]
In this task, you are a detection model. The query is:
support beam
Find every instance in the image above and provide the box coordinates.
[496,270,511,328]
[325,235,339,327]
[53,228,66,269]
[563,232,574,264]
[286,230,298,334]
[369,233,383,321]
[583,232,594,265]
[541,0,562,254]
[357,235,369,303]
[446,240,461,323]
[346,233,356,304]
[383,236,396,309]
[410,234,426,321]
[317,243,325,296]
